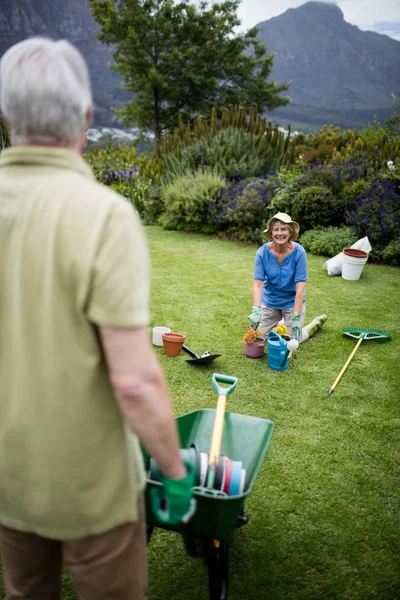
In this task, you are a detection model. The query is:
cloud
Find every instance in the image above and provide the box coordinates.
[362,21,400,41]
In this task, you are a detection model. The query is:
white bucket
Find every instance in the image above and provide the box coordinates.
[342,251,368,281]
[152,326,171,346]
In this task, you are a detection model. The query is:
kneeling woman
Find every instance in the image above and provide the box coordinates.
[249,212,308,342]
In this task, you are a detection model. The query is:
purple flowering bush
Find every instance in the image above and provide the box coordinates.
[345,182,400,248]
[207,176,280,241]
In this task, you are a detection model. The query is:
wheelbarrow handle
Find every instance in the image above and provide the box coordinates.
[212,373,238,397]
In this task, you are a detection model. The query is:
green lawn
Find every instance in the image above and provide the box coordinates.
[2,226,400,600]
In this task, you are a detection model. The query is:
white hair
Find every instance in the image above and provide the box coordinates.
[0,37,92,146]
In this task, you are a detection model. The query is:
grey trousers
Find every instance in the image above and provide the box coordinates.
[259,303,307,342]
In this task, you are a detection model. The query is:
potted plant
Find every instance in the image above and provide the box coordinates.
[272,323,290,341]
[243,327,265,358]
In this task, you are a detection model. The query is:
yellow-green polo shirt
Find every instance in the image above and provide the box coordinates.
[0,147,149,539]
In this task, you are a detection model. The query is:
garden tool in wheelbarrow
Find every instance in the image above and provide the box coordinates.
[203,374,246,494]
[182,344,221,365]
[144,373,274,600]
[328,327,391,395]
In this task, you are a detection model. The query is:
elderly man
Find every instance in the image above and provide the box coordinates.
[0,37,193,599]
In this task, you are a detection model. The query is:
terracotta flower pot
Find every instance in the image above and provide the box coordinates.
[343,248,368,259]
[162,332,186,357]
[244,342,265,358]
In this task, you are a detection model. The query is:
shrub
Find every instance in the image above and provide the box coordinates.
[377,158,400,190]
[208,176,279,241]
[291,185,336,231]
[268,174,307,217]
[330,160,370,184]
[85,142,160,185]
[144,187,164,224]
[159,105,295,184]
[300,226,358,256]
[345,182,400,246]
[305,163,344,194]
[159,170,226,232]
[110,169,153,218]
[382,238,400,265]
[339,179,370,213]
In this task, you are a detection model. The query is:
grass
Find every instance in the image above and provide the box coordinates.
[2,226,400,600]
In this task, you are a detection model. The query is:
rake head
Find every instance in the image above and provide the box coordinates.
[343,327,391,341]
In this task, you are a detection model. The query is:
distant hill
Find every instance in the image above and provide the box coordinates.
[0,0,127,126]
[0,1,399,132]
[257,2,400,130]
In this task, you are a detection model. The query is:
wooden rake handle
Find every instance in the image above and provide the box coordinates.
[328,337,363,394]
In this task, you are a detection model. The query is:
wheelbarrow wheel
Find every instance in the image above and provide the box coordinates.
[205,539,230,600]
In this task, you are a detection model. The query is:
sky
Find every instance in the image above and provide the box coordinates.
[237,0,400,41]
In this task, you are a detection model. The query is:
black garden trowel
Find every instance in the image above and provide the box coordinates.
[182,345,221,365]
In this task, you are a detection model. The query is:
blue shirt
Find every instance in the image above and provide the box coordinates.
[253,242,308,309]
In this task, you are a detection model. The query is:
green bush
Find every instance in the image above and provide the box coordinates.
[305,164,343,194]
[338,179,370,212]
[143,187,164,225]
[159,170,226,232]
[111,173,153,218]
[300,226,358,256]
[382,238,400,265]
[268,174,307,217]
[292,185,336,231]
[377,158,400,189]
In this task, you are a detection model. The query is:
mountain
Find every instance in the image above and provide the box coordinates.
[257,2,400,130]
[0,1,399,132]
[0,0,127,126]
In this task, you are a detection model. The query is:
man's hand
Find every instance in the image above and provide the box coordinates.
[291,312,302,341]
[150,461,196,526]
[248,305,263,329]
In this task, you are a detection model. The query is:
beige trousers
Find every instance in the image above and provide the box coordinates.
[0,495,147,600]
[259,304,307,342]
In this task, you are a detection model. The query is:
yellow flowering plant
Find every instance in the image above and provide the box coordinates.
[273,323,288,336]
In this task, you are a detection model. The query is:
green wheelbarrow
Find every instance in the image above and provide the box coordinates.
[144,403,274,600]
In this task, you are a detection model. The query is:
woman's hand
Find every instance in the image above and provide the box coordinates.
[249,305,263,329]
[291,312,302,340]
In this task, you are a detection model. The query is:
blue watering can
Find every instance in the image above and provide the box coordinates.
[267,331,290,371]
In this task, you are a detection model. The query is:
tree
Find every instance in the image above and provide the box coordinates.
[90,0,290,140]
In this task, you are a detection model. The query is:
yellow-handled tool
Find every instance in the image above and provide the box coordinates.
[206,373,238,489]
[328,327,390,395]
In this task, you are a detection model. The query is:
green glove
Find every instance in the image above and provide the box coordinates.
[150,461,196,526]
[248,305,263,329]
[291,312,302,341]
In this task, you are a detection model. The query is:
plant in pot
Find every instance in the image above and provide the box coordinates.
[272,323,290,341]
[243,327,265,358]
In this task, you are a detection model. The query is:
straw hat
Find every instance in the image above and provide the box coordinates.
[263,212,300,241]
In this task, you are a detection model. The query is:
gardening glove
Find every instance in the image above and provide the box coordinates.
[291,311,302,341]
[248,305,263,329]
[150,461,196,526]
